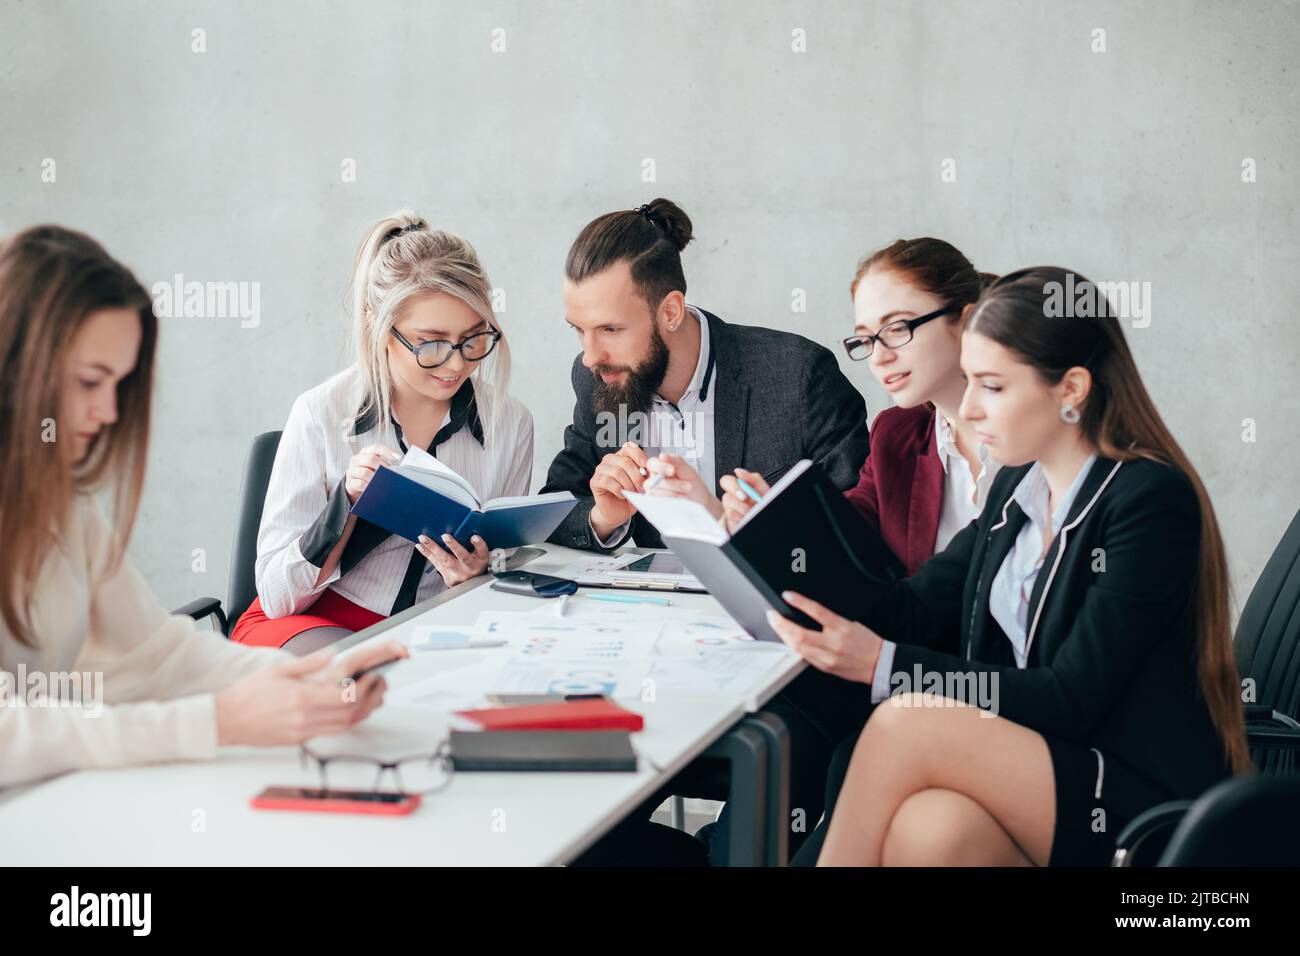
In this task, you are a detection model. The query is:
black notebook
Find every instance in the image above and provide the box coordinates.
[448,730,638,772]
[625,460,905,640]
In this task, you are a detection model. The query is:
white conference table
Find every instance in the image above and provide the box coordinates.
[0,545,807,866]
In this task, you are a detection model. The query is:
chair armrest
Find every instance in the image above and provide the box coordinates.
[1111,799,1195,866]
[1246,725,1300,751]
[173,597,228,635]
[1244,705,1300,730]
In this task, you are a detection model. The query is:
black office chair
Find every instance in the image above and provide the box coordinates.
[1156,773,1300,865]
[1112,505,1300,866]
[173,430,283,637]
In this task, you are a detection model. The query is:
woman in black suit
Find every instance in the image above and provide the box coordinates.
[768,266,1249,866]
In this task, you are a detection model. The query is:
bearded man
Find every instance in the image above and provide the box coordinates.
[543,198,871,552]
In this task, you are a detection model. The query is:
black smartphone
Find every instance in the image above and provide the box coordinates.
[490,569,578,597]
[346,656,404,683]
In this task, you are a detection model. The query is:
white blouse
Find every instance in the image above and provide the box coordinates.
[932,412,1000,553]
[254,367,534,619]
[988,453,1098,667]
[592,304,717,548]
[0,495,285,788]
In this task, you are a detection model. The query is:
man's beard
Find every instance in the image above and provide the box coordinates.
[591,324,671,420]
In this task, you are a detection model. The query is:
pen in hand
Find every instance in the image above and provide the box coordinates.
[734,475,764,504]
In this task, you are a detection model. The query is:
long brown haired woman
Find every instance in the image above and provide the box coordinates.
[767,266,1248,865]
[0,225,404,789]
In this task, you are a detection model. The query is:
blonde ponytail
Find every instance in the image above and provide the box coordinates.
[347,210,512,454]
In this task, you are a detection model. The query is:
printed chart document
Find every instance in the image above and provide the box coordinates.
[386,601,795,709]
[490,604,791,698]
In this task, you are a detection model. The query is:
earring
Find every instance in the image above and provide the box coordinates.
[1060,403,1081,424]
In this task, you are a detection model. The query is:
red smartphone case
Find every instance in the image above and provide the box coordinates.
[250,789,421,816]
[454,698,644,732]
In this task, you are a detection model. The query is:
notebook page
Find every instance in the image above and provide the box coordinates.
[624,492,728,544]
[395,445,482,510]
[483,491,576,510]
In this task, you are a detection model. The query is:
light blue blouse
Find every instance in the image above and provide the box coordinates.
[987,453,1098,668]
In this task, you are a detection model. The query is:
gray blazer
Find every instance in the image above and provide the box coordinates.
[541,308,872,551]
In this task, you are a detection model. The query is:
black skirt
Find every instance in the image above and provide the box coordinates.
[1045,734,1173,866]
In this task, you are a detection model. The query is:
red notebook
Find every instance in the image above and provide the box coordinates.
[453,699,644,732]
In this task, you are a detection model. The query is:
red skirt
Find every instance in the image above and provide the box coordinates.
[230,589,387,649]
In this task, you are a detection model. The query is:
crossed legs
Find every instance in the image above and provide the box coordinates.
[819,692,1057,867]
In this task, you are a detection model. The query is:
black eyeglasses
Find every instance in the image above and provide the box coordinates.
[391,327,501,369]
[299,741,453,796]
[841,305,957,361]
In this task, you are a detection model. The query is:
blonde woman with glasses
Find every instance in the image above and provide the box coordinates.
[233,212,532,651]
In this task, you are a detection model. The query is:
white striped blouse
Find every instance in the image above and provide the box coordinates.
[254,366,533,619]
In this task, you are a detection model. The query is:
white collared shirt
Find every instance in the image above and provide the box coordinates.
[255,367,533,618]
[644,304,716,494]
[988,452,1098,667]
[932,412,1000,553]
[592,304,717,547]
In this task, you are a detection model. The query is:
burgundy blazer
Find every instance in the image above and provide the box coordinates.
[842,404,944,576]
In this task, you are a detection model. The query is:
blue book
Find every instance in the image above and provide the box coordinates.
[350,448,576,550]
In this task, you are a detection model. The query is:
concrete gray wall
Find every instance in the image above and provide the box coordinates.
[2,0,1296,615]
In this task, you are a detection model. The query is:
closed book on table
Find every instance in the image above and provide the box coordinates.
[448,730,638,772]
[453,699,645,732]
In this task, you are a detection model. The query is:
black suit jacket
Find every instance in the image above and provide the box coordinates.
[542,308,871,550]
[858,454,1233,801]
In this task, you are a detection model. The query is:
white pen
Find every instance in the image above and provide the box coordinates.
[414,638,507,651]
[556,593,570,618]
[644,472,665,492]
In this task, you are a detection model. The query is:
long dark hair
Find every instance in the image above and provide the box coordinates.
[565,198,694,309]
[968,266,1249,774]
[0,225,157,647]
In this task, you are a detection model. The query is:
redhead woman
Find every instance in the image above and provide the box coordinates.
[709,237,1001,568]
